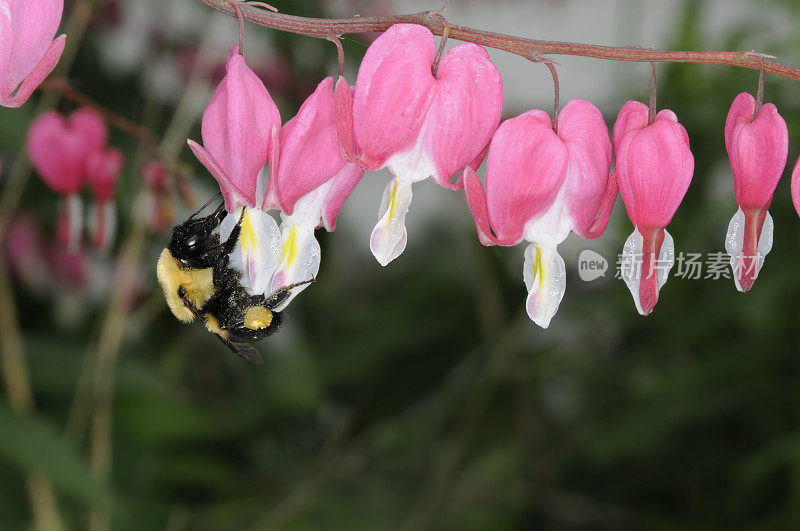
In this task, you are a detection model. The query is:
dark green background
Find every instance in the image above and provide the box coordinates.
[1,1,800,529]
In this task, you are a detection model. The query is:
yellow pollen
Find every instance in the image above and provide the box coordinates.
[244,306,273,330]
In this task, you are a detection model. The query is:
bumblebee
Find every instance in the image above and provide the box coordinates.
[157,197,312,364]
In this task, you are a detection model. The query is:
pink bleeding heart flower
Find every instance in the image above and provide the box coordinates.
[260,76,364,309]
[27,107,108,252]
[3,213,50,293]
[188,44,281,213]
[189,45,282,295]
[140,161,173,233]
[335,24,503,266]
[0,0,66,108]
[791,156,800,221]
[612,100,694,316]
[86,147,124,251]
[464,99,616,328]
[723,92,787,292]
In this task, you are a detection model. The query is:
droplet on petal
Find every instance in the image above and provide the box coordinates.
[522,243,566,329]
[724,207,773,292]
[220,208,283,295]
[268,224,320,311]
[620,228,675,316]
[370,176,413,266]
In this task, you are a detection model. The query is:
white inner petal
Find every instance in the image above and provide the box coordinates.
[522,178,572,247]
[282,179,334,231]
[620,227,675,315]
[724,207,774,292]
[522,242,566,329]
[221,208,283,296]
[65,194,83,254]
[370,176,413,267]
[385,112,436,184]
[268,223,320,311]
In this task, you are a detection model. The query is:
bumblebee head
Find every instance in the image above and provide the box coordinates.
[167,202,227,268]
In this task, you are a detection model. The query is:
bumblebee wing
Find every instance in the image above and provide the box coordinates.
[215,334,264,365]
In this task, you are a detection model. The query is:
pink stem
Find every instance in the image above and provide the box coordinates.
[639,228,665,316]
[194,0,800,83]
[94,201,106,250]
[737,207,767,292]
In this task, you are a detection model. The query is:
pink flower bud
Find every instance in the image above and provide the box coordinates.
[187,45,281,212]
[612,100,694,315]
[723,92,788,292]
[0,0,66,107]
[28,107,106,253]
[464,99,615,328]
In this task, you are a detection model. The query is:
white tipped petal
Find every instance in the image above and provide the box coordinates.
[268,224,320,311]
[724,207,774,292]
[522,243,566,329]
[64,194,83,254]
[88,201,116,252]
[220,208,283,295]
[370,177,413,267]
[620,228,674,315]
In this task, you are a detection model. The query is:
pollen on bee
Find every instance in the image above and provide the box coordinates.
[244,306,273,330]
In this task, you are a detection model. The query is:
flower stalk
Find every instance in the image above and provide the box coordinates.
[196,0,800,82]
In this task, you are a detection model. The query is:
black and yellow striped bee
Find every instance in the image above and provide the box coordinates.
[156,197,312,364]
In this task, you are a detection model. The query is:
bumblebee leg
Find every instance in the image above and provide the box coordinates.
[178,286,203,319]
[219,206,247,256]
[264,277,316,310]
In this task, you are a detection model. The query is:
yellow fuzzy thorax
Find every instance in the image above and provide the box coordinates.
[156,248,216,323]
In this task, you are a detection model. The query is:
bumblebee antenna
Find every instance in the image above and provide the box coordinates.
[188,192,223,221]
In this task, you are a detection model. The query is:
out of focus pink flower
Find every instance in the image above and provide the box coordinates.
[3,214,50,293]
[0,0,66,107]
[27,107,108,252]
[141,161,173,233]
[613,100,694,316]
[723,92,788,292]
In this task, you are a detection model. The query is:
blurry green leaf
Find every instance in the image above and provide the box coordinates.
[0,405,115,511]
